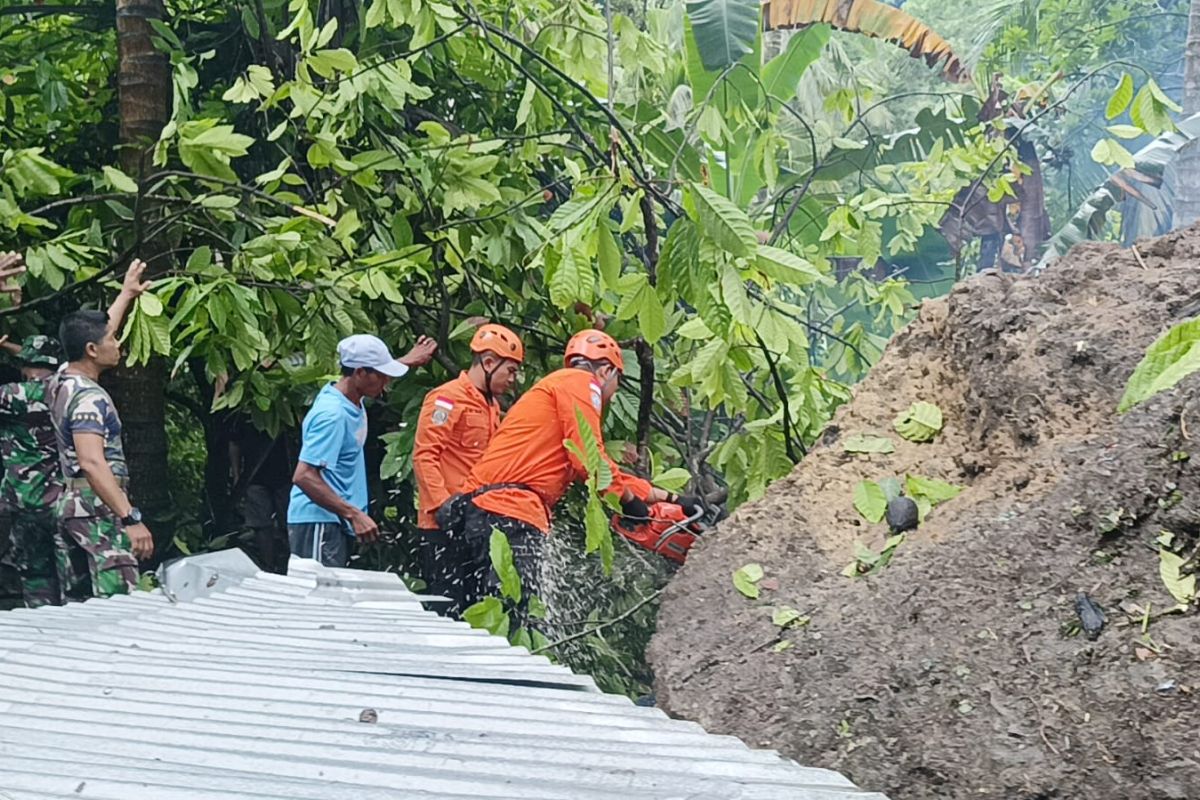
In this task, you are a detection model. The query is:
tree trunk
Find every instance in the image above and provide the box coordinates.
[110,0,173,543]
[1172,0,1200,229]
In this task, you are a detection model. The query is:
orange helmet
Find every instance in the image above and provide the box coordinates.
[564,329,624,372]
[470,323,524,363]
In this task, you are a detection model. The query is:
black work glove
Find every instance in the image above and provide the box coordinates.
[673,494,703,517]
[620,496,650,525]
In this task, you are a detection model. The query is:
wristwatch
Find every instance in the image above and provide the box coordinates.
[121,507,143,527]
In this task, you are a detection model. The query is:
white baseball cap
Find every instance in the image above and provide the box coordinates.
[337,334,409,378]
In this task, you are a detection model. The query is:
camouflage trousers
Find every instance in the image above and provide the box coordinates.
[9,509,63,608]
[57,515,139,600]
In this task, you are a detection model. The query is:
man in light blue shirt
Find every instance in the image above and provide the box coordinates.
[288,333,436,567]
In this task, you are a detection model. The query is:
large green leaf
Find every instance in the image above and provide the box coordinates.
[463,597,509,638]
[853,480,887,523]
[1118,318,1200,412]
[756,245,824,286]
[893,401,943,443]
[688,183,757,257]
[732,562,764,598]
[761,24,829,102]
[1159,549,1197,606]
[488,528,521,603]
[685,0,760,74]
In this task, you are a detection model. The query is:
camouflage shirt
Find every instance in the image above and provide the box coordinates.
[0,376,62,513]
[50,372,128,519]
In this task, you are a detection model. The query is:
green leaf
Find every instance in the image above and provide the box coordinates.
[638,293,667,344]
[1105,125,1143,140]
[1158,549,1196,606]
[463,596,509,638]
[688,184,757,257]
[1119,319,1200,412]
[488,528,521,603]
[548,248,584,309]
[719,264,754,326]
[584,494,614,574]
[1091,138,1135,170]
[756,246,824,286]
[771,605,808,628]
[528,594,547,620]
[844,434,895,454]
[564,407,613,491]
[853,480,887,523]
[596,224,621,290]
[732,562,764,599]
[516,80,537,128]
[137,293,164,318]
[1148,78,1182,113]
[200,194,241,209]
[1130,83,1175,136]
[905,474,963,510]
[893,401,943,443]
[101,166,138,193]
[772,640,794,653]
[684,0,759,73]
[1105,74,1133,120]
[761,24,829,102]
[308,47,358,78]
[653,467,692,492]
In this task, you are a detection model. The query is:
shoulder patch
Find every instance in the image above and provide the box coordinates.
[589,382,602,411]
[432,397,454,426]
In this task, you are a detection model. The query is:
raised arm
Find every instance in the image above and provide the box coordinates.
[106,258,153,338]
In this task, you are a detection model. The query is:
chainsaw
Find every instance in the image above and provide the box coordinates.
[611,502,711,565]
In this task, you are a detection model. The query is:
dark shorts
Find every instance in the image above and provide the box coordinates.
[288,522,350,568]
[461,504,544,632]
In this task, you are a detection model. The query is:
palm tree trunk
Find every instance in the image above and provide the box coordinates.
[108,0,173,543]
[1173,0,1200,228]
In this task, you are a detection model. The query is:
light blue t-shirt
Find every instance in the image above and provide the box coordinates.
[287,383,369,528]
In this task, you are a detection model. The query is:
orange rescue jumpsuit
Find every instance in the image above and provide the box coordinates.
[461,368,652,532]
[412,372,500,530]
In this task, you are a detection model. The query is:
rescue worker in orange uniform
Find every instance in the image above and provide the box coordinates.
[412,324,524,617]
[447,329,692,627]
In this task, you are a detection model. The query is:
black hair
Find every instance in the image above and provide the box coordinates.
[59,310,110,362]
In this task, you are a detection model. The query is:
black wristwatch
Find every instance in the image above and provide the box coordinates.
[121,507,143,526]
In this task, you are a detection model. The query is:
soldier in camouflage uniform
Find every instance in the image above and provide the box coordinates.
[50,260,155,599]
[0,335,65,607]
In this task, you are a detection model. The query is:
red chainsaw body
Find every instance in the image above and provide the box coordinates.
[612,502,703,564]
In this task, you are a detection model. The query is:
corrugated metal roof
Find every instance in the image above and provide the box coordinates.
[0,551,887,800]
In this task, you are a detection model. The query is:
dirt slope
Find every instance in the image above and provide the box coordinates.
[650,228,1200,799]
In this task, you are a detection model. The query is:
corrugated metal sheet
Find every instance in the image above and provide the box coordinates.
[0,551,887,800]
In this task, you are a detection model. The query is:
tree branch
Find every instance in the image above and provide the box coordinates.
[531,589,663,654]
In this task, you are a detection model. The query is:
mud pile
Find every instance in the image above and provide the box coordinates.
[650,227,1200,799]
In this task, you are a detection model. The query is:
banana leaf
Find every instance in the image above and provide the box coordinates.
[1040,113,1200,267]
[762,0,969,82]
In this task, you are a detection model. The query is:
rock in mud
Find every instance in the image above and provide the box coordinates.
[885,496,919,534]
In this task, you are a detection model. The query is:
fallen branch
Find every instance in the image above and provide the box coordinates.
[531,589,663,654]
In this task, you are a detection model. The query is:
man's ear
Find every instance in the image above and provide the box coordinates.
[84,341,99,359]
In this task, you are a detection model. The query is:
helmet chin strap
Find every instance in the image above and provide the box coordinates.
[481,361,498,406]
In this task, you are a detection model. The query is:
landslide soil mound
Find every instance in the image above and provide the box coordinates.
[650,227,1200,799]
